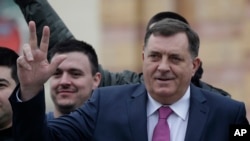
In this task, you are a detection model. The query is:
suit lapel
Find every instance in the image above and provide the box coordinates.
[185,85,209,141]
[126,84,210,141]
[127,84,148,141]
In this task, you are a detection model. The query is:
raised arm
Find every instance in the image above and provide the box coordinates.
[14,0,144,87]
[14,0,74,50]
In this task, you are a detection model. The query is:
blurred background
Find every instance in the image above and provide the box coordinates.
[1,0,250,120]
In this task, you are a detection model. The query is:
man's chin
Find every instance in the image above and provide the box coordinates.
[154,88,175,96]
[57,102,74,109]
[155,80,174,86]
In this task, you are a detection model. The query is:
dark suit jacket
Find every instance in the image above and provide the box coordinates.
[9,83,248,141]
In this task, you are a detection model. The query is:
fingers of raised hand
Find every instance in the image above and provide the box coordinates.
[40,26,50,53]
[17,56,32,71]
[49,54,67,73]
[28,21,38,50]
[23,44,33,61]
[29,21,50,56]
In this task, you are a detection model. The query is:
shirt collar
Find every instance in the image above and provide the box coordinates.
[147,86,190,120]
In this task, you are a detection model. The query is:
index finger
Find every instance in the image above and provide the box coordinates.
[39,26,50,54]
[28,21,38,50]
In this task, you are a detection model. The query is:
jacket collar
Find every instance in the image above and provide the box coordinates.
[127,84,148,141]
[184,84,209,141]
[126,84,209,141]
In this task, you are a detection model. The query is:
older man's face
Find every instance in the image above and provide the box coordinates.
[142,33,200,104]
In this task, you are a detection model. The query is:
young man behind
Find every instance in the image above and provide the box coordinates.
[46,39,101,119]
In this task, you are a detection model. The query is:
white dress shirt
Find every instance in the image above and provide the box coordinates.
[147,86,190,141]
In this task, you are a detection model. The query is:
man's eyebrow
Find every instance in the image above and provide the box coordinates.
[0,78,10,84]
[148,50,161,54]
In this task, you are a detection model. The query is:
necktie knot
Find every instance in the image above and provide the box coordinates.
[158,106,172,119]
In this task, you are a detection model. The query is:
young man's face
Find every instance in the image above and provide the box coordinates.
[142,33,200,104]
[0,66,16,130]
[49,52,100,114]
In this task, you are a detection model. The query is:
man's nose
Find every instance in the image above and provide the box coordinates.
[59,73,71,85]
[157,58,170,72]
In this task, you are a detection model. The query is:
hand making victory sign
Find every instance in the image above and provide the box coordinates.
[17,21,66,101]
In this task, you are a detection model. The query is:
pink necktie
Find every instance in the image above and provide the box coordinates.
[152,106,172,141]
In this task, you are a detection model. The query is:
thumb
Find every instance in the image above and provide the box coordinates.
[48,55,67,74]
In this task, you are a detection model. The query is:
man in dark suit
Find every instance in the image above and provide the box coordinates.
[10,18,248,141]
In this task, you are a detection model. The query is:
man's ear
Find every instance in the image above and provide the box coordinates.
[92,72,101,89]
[142,51,145,61]
[192,57,201,76]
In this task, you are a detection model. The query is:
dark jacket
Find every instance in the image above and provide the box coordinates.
[0,127,14,141]
[14,0,231,97]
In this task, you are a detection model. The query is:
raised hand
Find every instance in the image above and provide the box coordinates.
[17,21,66,101]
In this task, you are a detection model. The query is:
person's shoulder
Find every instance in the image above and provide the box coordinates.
[90,84,147,104]
[97,83,144,91]
[194,85,245,110]
[192,85,248,125]
[198,80,231,97]
[93,83,146,99]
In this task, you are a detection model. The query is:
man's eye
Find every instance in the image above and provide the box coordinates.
[0,84,7,89]
[149,54,161,62]
[170,57,183,63]
[149,54,160,58]
[53,72,59,76]
[52,71,62,78]
[72,73,81,76]
[172,57,181,60]
[150,54,157,57]
[71,72,83,78]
